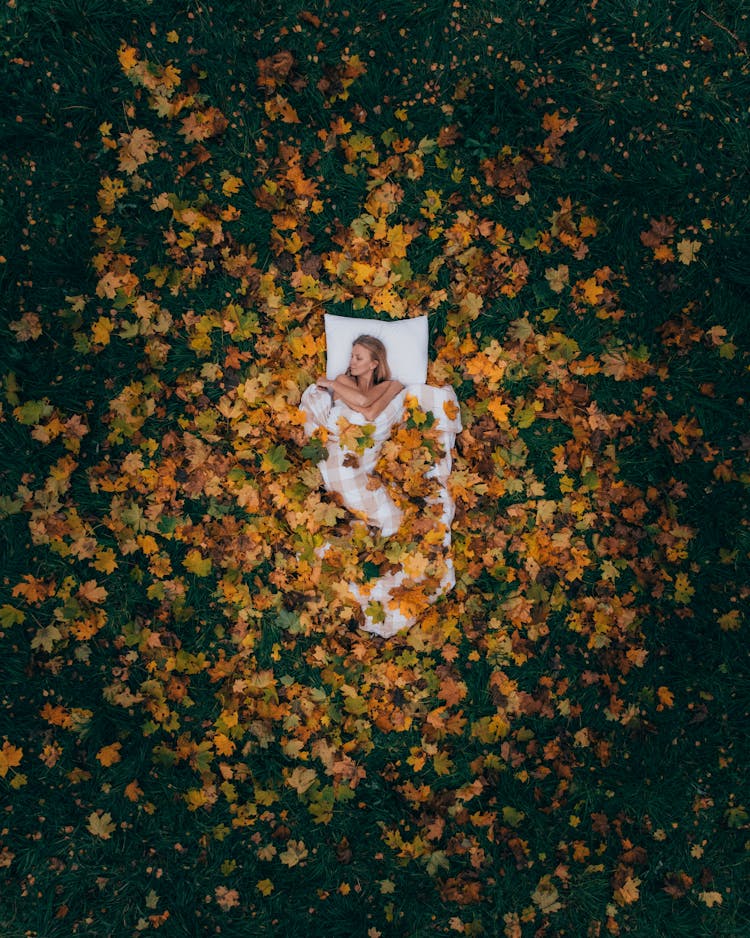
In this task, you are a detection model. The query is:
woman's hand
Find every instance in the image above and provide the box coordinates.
[316,376,333,390]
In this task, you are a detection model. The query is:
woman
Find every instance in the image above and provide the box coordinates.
[300,332,462,637]
[316,335,404,421]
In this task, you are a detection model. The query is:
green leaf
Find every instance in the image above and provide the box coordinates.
[0,496,23,517]
[0,605,25,628]
[262,444,292,473]
[301,438,328,463]
[14,399,53,425]
[183,550,212,577]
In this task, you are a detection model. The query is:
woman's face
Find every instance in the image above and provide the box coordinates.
[349,343,377,379]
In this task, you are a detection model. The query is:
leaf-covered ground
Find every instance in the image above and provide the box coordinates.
[1,2,748,936]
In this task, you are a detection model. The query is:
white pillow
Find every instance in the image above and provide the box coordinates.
[324,314,429,385]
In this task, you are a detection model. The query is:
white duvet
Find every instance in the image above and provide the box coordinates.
[299,383,462,637]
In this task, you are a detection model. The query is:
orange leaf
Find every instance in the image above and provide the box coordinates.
[118,45,138,71]
[0,742,23,777]
[124,780,143,802]
[614,876,641,906]
[96,742,122,767]
[78,580,108,604]
[12,575,55,604]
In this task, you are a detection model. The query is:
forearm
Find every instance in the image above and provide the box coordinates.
[330,378,369,409]
[360,382,404,420]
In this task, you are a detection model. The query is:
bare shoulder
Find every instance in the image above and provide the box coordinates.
[336,374,358,388]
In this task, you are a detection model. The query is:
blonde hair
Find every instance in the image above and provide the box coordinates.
[350,334,391,383]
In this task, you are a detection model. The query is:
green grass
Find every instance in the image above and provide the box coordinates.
[1,0,749,936]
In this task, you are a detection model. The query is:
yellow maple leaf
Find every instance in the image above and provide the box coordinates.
[279,839,309,867]
[579,276,604,305]
[676,238,701,265]
[222,174,244,196]
[96,742,122,767]
[402,551,429,580]
[257,879,274,896]
[213,733,236,756]
[93,549,118,574]
[117,45,138,71]
[699,891,723,908]
[0,742,23,777]
[92,316,114,346]
[487,398,510,425]
[87,811,116,839]
[614,876,641,906]
[183,550,212,577]
[264,94,300,124]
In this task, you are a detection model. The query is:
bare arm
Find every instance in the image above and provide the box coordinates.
[316,375,404,419]
[358,381,404,420]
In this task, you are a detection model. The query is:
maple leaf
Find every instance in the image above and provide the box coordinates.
[12,574,55,603]
[180,107,228,143]
[124,780,143,802]
[579,276,604,305]
[9,311,42,341]
[0,742,23,777]
[214,886,240,911]
[265,95,301,124]
[676,238,701,264]
[87,811,116,839]
[78,580,108,604]
[279,839,309,867]
[545,264,569,293]
[402,551,429,580]
[0,605,25,628]
[262,444,292,473]
[656,686,674,708]
[256,879,274,896]
[221,174,244,196]
[531,875,562,913]
[118,127,159,174]
[257,50,295,91]
[487,399,510,425]
[613,876,641,906]
[718,609,741,631]
[91,317,114,346]
[93,549,118,574]
[96,742,122,767]
[30,625,63,653]
[183,550,212,577]
[213,733,235,756]
[117,44,138,71]
[286,766,318,794]
[699,891,723,908]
